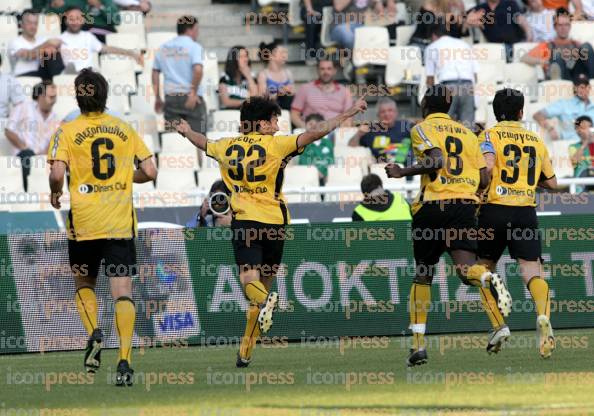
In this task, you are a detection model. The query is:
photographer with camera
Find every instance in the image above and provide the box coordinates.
[188,180,232,227]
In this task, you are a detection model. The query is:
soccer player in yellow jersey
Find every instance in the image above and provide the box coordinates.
[176,95,368,367]
[48,69,158,386]
[385,85,512,367]
[477,89,557,358]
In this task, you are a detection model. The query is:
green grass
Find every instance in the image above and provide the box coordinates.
[2,328,594,415]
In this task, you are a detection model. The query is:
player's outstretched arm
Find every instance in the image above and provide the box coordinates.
[297,95,368,148]
[49,160,67,209]
[134,157,158,183]
[385,148,443,179]
[176,119,208,151]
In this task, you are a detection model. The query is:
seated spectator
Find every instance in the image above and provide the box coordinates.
[409,0,467,56]
[298,113,335,185]
[187,180,232,227]
[534,73,594,140]
[9,9,64,80]
[523,0,556,42]
[0,58,26,118]
[330,0,380,50]
[114,0,151,13]
[352,174,412,221]
[5,81,59,190]
[348,98,413,163]
[569,116,594,190]
[60,7,142,73]
[290,59,353,128]
[466,0,532,55]
[218,46,258,110]
[153,16,207,134]
[522,8,594,80]
[425,22,478,127]
[42,0,121,42]
[584,0,594,18]
[257,41,294,110]
[301,0,333,65]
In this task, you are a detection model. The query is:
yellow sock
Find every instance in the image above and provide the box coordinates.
[467,264,490,287]
[479,287,505,329]
[115,297,135,363]
[409,283,431,350]
[75,287,97,335]
[528,277,550,318]
[245,280,268,304]
[239,304,261,361]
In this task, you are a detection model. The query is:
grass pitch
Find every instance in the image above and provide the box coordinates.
[2,328,594,415]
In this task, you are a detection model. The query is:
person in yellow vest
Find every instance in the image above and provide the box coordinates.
[352,174,412,221]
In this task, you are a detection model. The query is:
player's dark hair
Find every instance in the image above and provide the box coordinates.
[177,15,198,35]
[575,115,593,126]
[259,40,279,62]
[64,5,83,13]
[210,179,230,195]
[421,84,452,115]
[554,7,571,23]
[493,88,524,122]
[20,8,38,20]
[32,80,54,101]
[361,174,383,195]
[225,45,250,82]
[318,57,337,68]
[305,113,324,123]
[239,96,281,133]
[75,68,108,114]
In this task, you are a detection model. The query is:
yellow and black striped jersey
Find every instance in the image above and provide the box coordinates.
[206,132,303,224]
[478,121,555,207]
[48,112,152,241]
[410,113,485,214]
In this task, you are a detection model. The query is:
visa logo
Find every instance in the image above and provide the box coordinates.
[158,312,194,332]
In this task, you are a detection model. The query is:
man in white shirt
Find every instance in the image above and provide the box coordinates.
[424,23,478,127]
[523,0,556,42]
[9,9,64,79]
[114,0,151,12]
[5,81,60,190]
[0,62,26,118]
[60,6,143,74]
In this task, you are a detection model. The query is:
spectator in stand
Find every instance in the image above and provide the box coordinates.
[522,0,556,42]
[534,74,594,140]
[409,0,467,57]
[522,8,594,80]
[301,0,333,65]
[290,59,353,128]
[218,46,258,110]
[60,7,142,73]
[569,115,594,191]
[5,81,59,190]
[153,16,207,134]
[540,0,584,18]
[9,9,64,80]
[330,0,380,50]
[257,41,295,111]
[465,0,532,57]
[352,174,412,221]
[348,98,413,162]
[425,22,478,127]
[114,0,151,13]
[298,113,335,185]
[41,0,121,42]
[0,57,26,118]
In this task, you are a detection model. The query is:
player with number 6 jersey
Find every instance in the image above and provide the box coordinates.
[477,88,557,359]
[47,69,158,386]
[175,95,368,367]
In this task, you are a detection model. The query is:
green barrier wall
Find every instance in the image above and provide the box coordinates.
[1,216,593,354]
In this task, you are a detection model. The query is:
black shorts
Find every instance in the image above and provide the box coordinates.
[478,204,541,262]
[231,220,286,277]
[411,200,478,266]
[68,238,137,278]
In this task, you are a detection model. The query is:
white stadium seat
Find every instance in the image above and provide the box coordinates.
[288,0,303,26]
[106,33,144,52]
[53,75,78,120]
[116,11,147,49]
[0,15,18,73]
[197,170,222,191]
[26,156,50,195]
[324,165,364,202]
[156,168,196,191]
[0,0,31,14]
[202,54,220,113]
[395,25,415,47]
[385,46,423,86]
[512,42,539,63]
[550,140,575,179]
[158,151,200,171]
[537,80,574,105]
[501,63,539,102]
[334,127,358,148]
[15,76,42,96]
[570,21,594,45]
[353,26,390,67]
[36,14,62,39]
[0,119,14,156]
[283,166,321,203]
[334,146,373,172]
[472,43,506,65]
[278,110,292,134]
[160,132,197,154]
[212,110,241,133]
[0,157,24,193]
